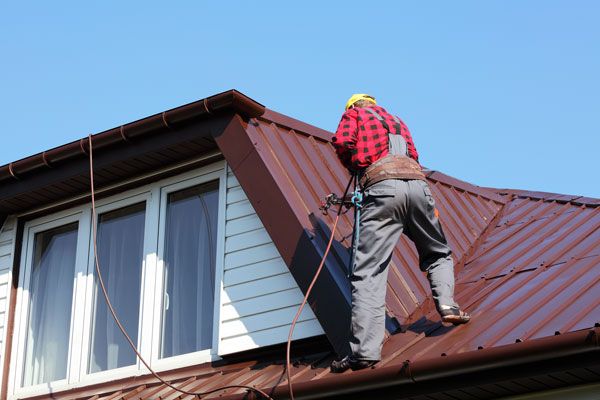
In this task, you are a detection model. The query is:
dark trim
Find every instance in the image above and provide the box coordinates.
[1,219,25,399]
[0,114,234,215]
[0,90,264,184]
[18,152,225,223]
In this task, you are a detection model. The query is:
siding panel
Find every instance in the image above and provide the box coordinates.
[226,200,257,221]
[221,306,316,338]
[225,214,263,237]
[220,288,303,321]
[222,273,298,304]
[223,258,288,287]
[225,227,272,254]
[224,243,280,270]
[220,320,323,351]
[219,167,323,355]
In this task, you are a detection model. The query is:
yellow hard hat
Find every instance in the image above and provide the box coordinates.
[345,94,377,110]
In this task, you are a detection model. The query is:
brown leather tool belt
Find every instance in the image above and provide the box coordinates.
[359,154,426,189]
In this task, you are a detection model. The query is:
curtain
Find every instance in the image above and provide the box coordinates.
[161,182,218,358]
[89,203,145,373]
[23,223,78,386]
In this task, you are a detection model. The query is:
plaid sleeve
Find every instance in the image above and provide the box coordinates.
[332,109,358,170]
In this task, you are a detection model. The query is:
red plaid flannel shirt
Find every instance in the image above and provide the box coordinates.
[332,105,419,171]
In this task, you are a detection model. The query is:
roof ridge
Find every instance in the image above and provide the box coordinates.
[425,170,507,204]
[493,188,600,207]
[258,108,333,142]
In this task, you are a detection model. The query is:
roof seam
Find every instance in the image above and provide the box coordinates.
[454,193,515,277]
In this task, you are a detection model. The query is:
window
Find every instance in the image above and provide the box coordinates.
[89,203,146,373]
[23,223,78,386]
[10,164,225,397]
[160,182,219,358]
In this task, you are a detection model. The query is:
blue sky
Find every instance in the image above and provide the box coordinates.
[1,1,598,197]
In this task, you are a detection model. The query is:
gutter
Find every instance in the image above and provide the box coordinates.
[0,89,264,183]
[223,327,600,400]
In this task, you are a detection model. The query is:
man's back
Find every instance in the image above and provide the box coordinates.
[332,104,419,171]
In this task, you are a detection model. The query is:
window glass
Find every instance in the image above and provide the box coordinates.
[89,203,145,373]
[23,222,78,386]
[161,181,219,358]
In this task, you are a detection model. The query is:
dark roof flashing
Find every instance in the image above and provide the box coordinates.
[0,90,264,183]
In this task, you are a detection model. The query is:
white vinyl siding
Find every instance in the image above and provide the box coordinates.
[0,217,17,392]
[218,168,323,355]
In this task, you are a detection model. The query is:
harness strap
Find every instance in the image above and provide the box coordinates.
[364,108,408,157]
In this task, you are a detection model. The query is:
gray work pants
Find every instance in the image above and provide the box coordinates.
[350,179,457,361]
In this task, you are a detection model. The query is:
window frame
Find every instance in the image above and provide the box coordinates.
[8,161,226,398]
[80,190,151,383]
[10,208,92,395]
[150,170,226,371]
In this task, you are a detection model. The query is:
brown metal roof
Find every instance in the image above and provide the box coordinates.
[4,91,599,399]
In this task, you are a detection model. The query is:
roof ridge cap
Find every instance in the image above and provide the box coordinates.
[493,188,600,207]
[425,170,507,204]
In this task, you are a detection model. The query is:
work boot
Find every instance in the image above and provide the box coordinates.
[440,306,471,325]
[330,356,378,373]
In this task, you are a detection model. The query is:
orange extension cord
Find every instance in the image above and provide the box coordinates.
[88,134,353,399]
[286,176,354,400]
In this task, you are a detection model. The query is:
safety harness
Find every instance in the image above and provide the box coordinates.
[320,108,426,277]
[360,108,426,189]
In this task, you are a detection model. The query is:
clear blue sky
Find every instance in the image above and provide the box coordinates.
[1,2,598,197]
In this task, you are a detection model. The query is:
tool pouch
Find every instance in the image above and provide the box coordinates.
[359,154,426,189]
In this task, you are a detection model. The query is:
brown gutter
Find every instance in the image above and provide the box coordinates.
[0,89,264,183]
[223,327,600,399]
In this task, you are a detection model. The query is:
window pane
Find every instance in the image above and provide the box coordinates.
[23,222,78,386]
[89,203,145,373]
[161,181,219,358]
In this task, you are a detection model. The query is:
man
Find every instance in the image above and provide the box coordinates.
[330,94,470,373]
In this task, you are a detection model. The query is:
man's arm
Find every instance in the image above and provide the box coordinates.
[332,109,359,171]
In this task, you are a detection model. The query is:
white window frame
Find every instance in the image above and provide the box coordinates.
[9,208,91,397]
[80,190,152,384]
[8,161,226,398]
[150,169,226,371]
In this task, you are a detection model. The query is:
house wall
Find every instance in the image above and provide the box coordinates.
[0,163,325,395]
[0,217,16,392]
[219,167,324,355]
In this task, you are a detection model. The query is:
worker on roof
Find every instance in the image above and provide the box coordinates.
[330,94,470,373]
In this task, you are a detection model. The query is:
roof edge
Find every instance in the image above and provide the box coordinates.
[258,327,599,399]
[0,90,265,184]
[260,109,334,142]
